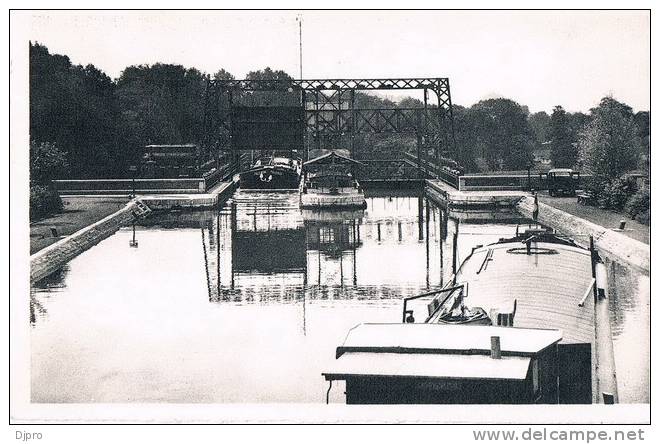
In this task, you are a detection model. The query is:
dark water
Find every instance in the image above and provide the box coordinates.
[30,188,649,403]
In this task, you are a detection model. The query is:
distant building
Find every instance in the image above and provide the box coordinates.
[533,141,552,167]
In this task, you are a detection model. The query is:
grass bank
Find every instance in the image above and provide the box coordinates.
[30,196,130,255]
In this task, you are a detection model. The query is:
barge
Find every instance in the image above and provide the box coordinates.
[239,154,302,189]
[300,151,366,210]
[323,229,616,404]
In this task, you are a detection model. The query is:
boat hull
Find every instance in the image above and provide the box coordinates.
[239,166,301,190]
[300,191,367,209]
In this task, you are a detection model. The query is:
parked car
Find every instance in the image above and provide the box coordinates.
[540,168,580,197]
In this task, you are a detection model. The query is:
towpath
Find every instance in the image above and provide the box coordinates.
[538,192,649,245]
[29,196,130,254]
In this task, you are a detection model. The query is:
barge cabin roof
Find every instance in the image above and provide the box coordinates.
[430,240,595,344]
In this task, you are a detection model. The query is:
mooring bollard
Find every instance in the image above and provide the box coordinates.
[490,336,501,359]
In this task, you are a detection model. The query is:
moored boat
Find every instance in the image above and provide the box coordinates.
[239,153,302,189]
[299,151,366,209]
[323,228,615,404]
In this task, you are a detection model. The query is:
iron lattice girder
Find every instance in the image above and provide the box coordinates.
[209,78,452,110]
[307,108,444,134]
[204,77,457,158]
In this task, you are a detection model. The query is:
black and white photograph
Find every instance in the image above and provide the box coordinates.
[8,5,652,432]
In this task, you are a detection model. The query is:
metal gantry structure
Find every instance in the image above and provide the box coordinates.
[204,77,457,179]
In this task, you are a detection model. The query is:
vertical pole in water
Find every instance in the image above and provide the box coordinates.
[352,220,358,286]
[303,221,308,287]
[452,220,459,276]
[339,249,344,287]
[439,208,444,286]
[201,227,211,300]
[418,196,424,241]
[230,201,237,290]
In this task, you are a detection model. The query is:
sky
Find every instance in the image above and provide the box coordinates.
[23,10,650,113]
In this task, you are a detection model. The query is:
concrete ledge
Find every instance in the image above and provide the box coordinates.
[517,196,649,275]
[139,180,236,211]
[30,180,238,283]
[425,180,526,209]
[30,202,138,283]
[58,188,201,196]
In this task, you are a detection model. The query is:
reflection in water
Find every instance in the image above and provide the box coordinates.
[30,265,69,325]
[196,190,446,307]
[29,188,649,403]
[606,259,650,403]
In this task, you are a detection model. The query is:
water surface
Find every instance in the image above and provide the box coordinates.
[30,189,649,403]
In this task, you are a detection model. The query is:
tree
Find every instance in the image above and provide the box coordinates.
[397,97,424,109]
[29,140,69,220]
[115,63,209,170]
[577,97,641,181]
[30,140,69,184]
[528,111,551,147]
[30,42,121,178]
[468,99,534,170]
[213,69,234,81]
[549,106,577,168]
[243,67,298,106]
[452,105,480,172]
[634,111,650,172]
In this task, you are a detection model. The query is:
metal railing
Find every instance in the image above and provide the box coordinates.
[401,284,466,323]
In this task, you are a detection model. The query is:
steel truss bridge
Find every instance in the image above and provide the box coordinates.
[204,77,459,181]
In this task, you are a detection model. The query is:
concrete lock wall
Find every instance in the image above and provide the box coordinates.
[517,196,650,275]
[30,202,139,283]
[30,181,238,283]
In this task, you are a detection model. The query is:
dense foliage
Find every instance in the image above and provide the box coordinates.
[29,42,649,182]
[577,97,641,182]
[30,184,63,221]
[549,106,575,168]
[30,43,119,178]
[29,140,69,220]
[454,99,535,171]
[625,187,650,224]
[596,176,638,212]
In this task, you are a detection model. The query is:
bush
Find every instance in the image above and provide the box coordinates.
[626,187,650,224]
[596,177,638,211]
[636,209,650,225]
[30,184,63,221]
[30,140,69,184]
